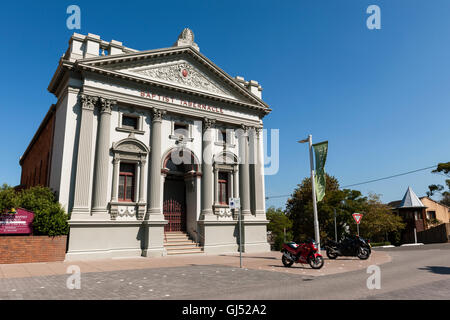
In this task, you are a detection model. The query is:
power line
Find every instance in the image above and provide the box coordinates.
[265,164,437,200]
[341,165,436,188]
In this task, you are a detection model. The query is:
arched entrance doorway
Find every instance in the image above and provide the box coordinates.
[162,148,200,232]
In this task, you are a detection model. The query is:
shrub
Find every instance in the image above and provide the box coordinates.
[0,184,20,213]
[0,185,69,236]
[370,241,392,247]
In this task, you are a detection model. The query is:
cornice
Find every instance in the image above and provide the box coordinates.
[76,62,269,115]
[81,84,264,127]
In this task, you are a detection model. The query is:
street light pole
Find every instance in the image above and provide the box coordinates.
[334,208,337,242]
[299,135,321,254]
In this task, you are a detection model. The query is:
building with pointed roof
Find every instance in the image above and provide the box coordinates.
[19,29,271,260]
[389,187,428,243]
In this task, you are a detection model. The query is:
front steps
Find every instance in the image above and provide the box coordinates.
[164,231,203,255]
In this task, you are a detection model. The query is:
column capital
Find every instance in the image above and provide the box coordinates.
[80,94,98,111]
[203,117,216,132]
[99,97,116,114]
[151,108,166,122]
[139,157,147,166]
[240,123,249,132]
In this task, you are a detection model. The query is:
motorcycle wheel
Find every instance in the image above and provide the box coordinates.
[309,256,324,269]
[357,247,370,260]
[326,249,338,260]
[282,254,294,267]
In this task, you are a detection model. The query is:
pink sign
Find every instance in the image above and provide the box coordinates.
[0,208,34,234]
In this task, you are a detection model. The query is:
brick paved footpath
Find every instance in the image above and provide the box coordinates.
[0,251,391,300]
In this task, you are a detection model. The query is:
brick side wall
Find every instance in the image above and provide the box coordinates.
[0,236,67,264]
[20,106,55,188]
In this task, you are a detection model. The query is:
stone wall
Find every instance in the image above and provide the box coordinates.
[0,236,67,264]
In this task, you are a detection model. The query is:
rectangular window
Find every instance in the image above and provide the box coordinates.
[427,211,436,220]
[122,115,138,130]
[174,123,189,138]
[118,163,135,202]
[220,130,227,144]
[218,172,229,205]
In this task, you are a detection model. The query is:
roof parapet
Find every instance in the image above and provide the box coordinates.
[235,76,263,99]
[64,33,138,61]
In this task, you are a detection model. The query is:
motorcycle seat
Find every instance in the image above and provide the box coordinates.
[286,242,299,249]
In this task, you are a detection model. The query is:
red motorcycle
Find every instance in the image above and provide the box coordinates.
[281,239,324,269]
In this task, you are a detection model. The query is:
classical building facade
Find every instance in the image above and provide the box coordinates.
[20,29,271,260]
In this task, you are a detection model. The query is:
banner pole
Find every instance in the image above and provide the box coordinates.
[309,135,321,254]
[239,207,242,268]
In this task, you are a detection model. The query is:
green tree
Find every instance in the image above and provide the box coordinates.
[427,162,450,207]
[358,193,405,242]
[285,174,367,243]
[266,206,292,250]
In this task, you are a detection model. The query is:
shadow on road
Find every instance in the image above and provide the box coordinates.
[268,264,310,270]
[418,266,450,275]
[218,255,278,260]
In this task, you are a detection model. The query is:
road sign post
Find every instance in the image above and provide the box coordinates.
[229,197,242,268]
[352,213,363,236]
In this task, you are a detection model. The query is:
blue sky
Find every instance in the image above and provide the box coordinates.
[0,1,449,209]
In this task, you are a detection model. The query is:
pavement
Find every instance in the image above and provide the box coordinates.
[0,243,449,300]
[0,250,390,279]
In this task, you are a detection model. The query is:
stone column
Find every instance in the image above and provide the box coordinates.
[200,117,215,220]
[138,158,146,203]
[214,167,219,205]
[146,108,166,220]
[92,98,116,217]
[137,157,146,220]
[254,127,266,218]
[111,156,120,202]
[233,165,239,198]
[238,124,251,218]
[71,94,98,217]
[229,171,234,198]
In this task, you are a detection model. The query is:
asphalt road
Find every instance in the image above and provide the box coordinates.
[201,243,450,300]
[0,243,448,300]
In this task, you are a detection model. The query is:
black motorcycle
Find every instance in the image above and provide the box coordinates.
[325,235,371,260]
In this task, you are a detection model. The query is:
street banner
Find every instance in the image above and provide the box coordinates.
[313,141,328,202]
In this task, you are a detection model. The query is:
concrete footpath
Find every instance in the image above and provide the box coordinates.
[0,250,391,279]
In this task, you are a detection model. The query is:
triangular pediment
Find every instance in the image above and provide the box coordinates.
[120,59,237,99]
[75,47,270,111]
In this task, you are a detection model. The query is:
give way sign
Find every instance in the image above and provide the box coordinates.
[352,213,363,224]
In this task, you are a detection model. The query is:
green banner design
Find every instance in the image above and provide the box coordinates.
[313,141,328,202]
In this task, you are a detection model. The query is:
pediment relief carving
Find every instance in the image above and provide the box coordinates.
[117,59,238,99]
